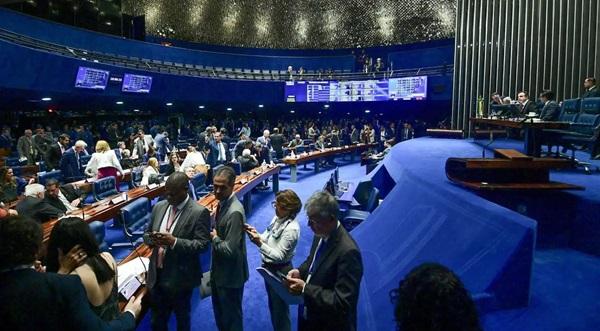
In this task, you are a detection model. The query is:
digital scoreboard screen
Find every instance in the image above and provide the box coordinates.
[74,67,109,90]
[284,76,427,102]
[122,74,153,93]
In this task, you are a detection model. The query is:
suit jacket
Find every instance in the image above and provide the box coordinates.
[16,196,64,223]
[143,198,211,291]
[297,225,363,331]
[60,148,85,182]
[270,134,285,156]
[0,269,135,331]
[207,141,231,167]
[43,185,81,212]
[17,136,35,160]
[211,195,249,288]
[540,101,561,121]
[46,143,63,170]
[520,100,538,115]
[582,86,600,98]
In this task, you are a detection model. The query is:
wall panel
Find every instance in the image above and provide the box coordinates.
[452,0,600,134]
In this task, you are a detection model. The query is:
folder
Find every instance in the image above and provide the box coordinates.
[256,267,304,305]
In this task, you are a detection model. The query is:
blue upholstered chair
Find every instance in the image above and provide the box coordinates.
[230,161,242,175]
[190,172,210,199]
[88,221,108,252]
[342,187,380,231]
[93,176,118,201]
[129,168,143,188]
[38,170,63,186]
[79,154,92,168]
[3,157,21,167]
[110,197,151,249]
[159,162,170,174]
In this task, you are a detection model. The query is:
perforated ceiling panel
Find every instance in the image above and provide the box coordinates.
[122,0,456,49]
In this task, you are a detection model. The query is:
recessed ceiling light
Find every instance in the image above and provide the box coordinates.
[133,109,140,112]
[116,101,124,105]
[41,97,52,101]
[365,109,371,113]
[105,22,112,26]
[166,102,173,106]
[198,105,205,109]
[258,104,264,108]
[290,110,295,114]
[226,107,232,111]
[324,104,330,108]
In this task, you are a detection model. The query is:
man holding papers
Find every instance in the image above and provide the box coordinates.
[284,191,363,331]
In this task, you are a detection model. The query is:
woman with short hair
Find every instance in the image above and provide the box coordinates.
[246,189,302,331]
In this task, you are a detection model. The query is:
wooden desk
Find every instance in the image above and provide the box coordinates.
[281,143,376,182]
[445,149,583,190]
[116,164,280,318]
[470,117,570,157]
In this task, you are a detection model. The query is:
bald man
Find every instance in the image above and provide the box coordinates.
[143,172,211,331]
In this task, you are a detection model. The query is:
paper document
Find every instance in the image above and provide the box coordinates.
[256,267,304,305]
[117,257,149,288]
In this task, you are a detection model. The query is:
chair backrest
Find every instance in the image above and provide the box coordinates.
[88,221,108,252]
[120,197,150,234]
[578,97,600,126]
[93,176,118,201]
[159,162,170,174]
[80,154,92,167]
[190,172,207,195]
[38,170,63,186]
[231,162,242,175]
[364,187,380,212]
[130,168,143,188]
[4,157,20,167]
[558,98,580,123]
[353,180,374,207]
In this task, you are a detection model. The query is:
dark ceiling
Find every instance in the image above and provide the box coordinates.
[122,0,456,49]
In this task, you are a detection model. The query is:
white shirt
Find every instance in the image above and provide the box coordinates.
[159,196,189,248]
[84,150,123,178]
[259,216,300,264]
[58,190,76,212]
[180,151,206,170]
[217,142,226,161]
[140,166,159,186]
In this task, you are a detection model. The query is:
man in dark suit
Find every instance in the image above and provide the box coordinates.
[45,134,70,170]
[270,128,286,159]
[60,140,87,183]
[539,90,561,121]
[285,191,363,331]
[43,178,82,213]
[517,91,538,115]
[0,216,142,331]
[143,172,211,331]
[210,166,249,331]
[207,132,231,168]
[16,183,64,223]
[582,77,600,98]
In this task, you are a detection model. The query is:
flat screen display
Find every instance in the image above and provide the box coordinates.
[122,74,153,93]
[74,67,109,90]
[284,76,427,102]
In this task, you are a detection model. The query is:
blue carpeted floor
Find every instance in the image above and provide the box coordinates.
[103,146,600,331]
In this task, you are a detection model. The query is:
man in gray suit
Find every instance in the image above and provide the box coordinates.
[17,129,36,165]
[143,172,211,331]
[210,166,249,331]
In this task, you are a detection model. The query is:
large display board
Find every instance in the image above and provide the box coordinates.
[284,76,427,102]
[74,67,109,90]
[122,73,153,93]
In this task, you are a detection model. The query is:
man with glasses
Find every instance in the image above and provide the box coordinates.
[285,191,363,331]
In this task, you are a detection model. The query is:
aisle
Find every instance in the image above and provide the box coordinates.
[136,160,367,330]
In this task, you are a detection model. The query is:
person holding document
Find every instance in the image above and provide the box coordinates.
[245,189,302,331]
[284,191,363,331]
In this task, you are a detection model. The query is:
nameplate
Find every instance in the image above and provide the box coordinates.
[240,179,248,184]
[147,183,159,189]
[109,196,125,205]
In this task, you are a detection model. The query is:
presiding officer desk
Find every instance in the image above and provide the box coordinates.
[116,164,280,317]
[282,143,376,182]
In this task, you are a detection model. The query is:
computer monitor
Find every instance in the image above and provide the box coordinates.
[490,104,522,118]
